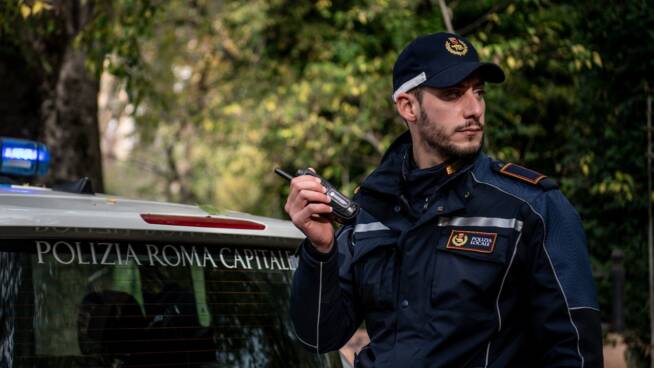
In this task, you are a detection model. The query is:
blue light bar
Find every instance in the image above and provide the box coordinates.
[0,137,50,177]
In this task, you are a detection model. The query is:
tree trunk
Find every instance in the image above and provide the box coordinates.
[41,45,104,192]
[0,1,104,192]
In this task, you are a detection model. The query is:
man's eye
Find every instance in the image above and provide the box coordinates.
[444,90,462,99]
[475,89,486,97]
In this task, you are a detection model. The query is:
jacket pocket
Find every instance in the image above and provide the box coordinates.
[352,234,398,311]
[426,230,516,347]
[431,229,515,308]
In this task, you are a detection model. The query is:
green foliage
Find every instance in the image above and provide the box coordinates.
[1,0,160,94]
[570,1,653,364]
[107,0,450,211]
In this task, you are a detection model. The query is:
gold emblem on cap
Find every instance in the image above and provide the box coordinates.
[445,37,468,56]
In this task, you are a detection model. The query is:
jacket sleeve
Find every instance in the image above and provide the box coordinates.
[522,190,603,367]
[289,224,362,353]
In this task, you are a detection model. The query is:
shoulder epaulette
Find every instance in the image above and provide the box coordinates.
[492,162,558,190]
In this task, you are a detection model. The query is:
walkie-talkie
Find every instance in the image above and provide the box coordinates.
[275,168,359,223]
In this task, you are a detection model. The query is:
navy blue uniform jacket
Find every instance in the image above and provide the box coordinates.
[290,133,602,367]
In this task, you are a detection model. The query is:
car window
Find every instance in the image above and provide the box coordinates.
[0,238,341,368]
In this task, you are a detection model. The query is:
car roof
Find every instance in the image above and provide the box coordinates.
[0,184,304,247]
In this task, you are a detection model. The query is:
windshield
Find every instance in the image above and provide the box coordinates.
[0,238,341,368]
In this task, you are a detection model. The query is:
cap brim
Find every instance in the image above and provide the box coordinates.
[423,62,505,88]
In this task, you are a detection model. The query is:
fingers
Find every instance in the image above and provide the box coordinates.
[291,203,333,228]
[284,175,329,212]
[291,175,324,194]
[281,171,335,248]
[283,173,334,227]
[285,189,331,219]
[296,191,331,208]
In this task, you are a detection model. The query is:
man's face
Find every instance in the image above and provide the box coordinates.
[413,76,486,160]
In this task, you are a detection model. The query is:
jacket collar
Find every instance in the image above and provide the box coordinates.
[359,131,411,196]
[360,131,486,198]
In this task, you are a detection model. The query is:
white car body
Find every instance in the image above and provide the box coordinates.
[0,184,304,245]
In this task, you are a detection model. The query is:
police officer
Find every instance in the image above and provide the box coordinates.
[284,32,602,367]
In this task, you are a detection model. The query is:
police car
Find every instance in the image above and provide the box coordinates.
[0,138,345,367]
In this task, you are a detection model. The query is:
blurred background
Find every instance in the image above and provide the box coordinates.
[0,0,652,366]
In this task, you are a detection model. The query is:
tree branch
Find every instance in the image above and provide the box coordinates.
[456,0,511,36]
[346,126,385,155]
[436,0,454,33]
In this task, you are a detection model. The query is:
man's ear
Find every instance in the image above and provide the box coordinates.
[395,93,420,124]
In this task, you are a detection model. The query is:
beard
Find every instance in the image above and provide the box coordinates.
[416,107,483,160]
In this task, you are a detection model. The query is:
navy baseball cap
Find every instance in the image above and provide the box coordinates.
[392,32,504,101]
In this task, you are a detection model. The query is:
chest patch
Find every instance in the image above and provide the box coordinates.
[446,230,497,253]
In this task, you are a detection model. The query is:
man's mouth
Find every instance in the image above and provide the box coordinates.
[456,124,483,133]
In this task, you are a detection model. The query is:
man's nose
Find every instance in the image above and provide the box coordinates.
[462,89,484,119]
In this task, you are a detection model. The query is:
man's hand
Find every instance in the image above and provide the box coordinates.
[284,171,335,253]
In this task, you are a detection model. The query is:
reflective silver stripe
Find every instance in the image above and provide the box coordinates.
[438,216,523,232]
[484,230,522,367]
[316,262,323,354]
[392,72,427,102]
[354,222,390,233]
